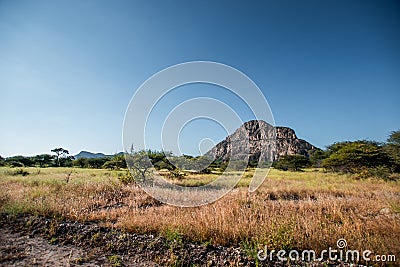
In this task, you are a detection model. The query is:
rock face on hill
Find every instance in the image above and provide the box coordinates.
[209,120,317,162]
[275,126,317,159]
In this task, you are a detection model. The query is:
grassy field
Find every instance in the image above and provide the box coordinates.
[0,166,399,264]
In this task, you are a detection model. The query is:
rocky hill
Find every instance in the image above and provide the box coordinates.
[209,120,317,162]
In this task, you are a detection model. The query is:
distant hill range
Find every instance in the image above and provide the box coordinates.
[209,120,317,162]
[74,151,123,159]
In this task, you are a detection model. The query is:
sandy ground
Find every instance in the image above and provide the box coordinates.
[0,225,100,267]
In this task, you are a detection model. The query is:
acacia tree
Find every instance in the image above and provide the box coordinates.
[125,150,153,183]
[322,141,390,173]
[385,130,400,172]
[388,130,400,145]
[51,148,70,167]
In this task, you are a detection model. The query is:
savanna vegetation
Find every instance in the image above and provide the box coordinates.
[0,130,399,266]
[0,167,399,265]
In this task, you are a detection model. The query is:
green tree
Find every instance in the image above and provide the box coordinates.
[102,155,127,170]
[51,148,70,167]
[33,154,54,167]
[322,141,390,173]
[273,155,311,171]
[61,156,74,167]
[385,130,400,172]
[5,156,35,167]
[148,150,172,163]
[308,149,328,167]
[73,157,88,168]
[387,130,400,145]
[86,157,108,168]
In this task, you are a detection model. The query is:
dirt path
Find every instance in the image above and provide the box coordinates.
[0,225,99,266]
[0,216,160,267]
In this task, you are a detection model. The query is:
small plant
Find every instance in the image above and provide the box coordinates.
[201,238,213,247]
[91,232,101,241]
[73,257,84,264]
[240,239,260,263]
[266,222,295,251]
[164,228,183,249]
[389,201,400,213]
[106,243,114,251]
[49,237,58,244]
[168,169,186,180]
[353,166,392,180]
[117,170,135,185]
[107,255,123,267]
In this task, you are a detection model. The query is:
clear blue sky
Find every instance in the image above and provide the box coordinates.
[1,0,399,157]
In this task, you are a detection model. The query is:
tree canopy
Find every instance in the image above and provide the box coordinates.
[321,140,392,176]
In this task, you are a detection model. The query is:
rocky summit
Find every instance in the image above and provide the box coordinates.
[209,120,317,163]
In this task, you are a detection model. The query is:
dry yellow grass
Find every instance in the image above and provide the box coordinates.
[0,166,399,263]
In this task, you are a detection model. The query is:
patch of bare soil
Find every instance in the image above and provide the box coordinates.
[0,226,101,266]
[0,213,251,266]
[0,213,363,267]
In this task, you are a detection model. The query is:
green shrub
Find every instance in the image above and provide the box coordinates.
[354,166,393,180]
[116,170,135,185]
[8,161,25,167]
[164,228,183,249]
[9,168,29,176]
[168,169,186,180]
[107,255,123,267]
[153,160,174,170]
